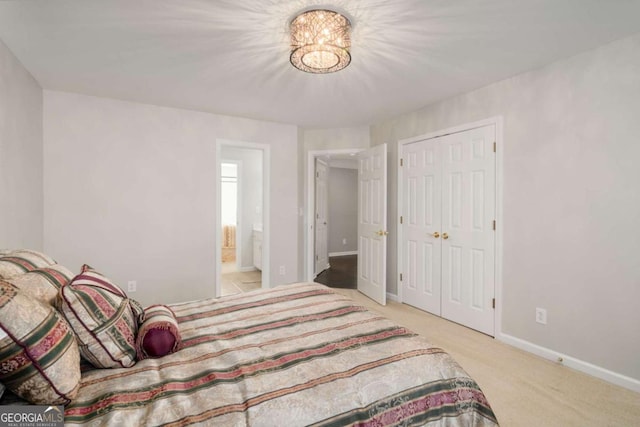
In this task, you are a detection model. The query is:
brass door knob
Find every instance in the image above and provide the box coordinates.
[432,232,440,238]
[442,232,449,240]
[376,230,389,236]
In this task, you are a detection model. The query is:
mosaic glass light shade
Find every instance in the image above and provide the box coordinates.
[290,9,351,73]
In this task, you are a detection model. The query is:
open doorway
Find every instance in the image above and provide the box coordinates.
[216,141,270,297]
[221,162,240,273]
[306,149,362,288]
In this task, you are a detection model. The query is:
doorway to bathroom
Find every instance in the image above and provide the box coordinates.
[220,161,239,272]
[216,142,269,296]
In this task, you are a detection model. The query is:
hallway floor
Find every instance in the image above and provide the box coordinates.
[314,254,357,289]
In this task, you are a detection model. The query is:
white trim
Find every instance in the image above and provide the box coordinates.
[396,143,404,304]
[216,140,270,298]
[398,117,503,145]
[494,117,504,341]
[314,158,329,276]
[396,116,504,336]
[306,148,365,282]
[239,266,258,273]
[328,158,358,170]
[329,251,357,257]
[386,292,399,303]
[498,333,640,393]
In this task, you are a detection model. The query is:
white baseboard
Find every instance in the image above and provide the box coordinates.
[386,292,399,303]
[239,266,258,273]
[329,251,357,257]
[498,333,640,393]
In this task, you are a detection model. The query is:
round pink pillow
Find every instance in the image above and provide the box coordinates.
[136,305,182,360]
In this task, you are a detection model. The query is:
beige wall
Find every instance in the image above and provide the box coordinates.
[372,33,640,381]
[302,126,371,152]
[0,39,43,250]
[43,91,299,306]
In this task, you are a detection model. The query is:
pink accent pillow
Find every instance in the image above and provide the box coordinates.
[0,250,57,279]
[0,281,81,404]
[58,265,143,368]
[136,305,181,360]
[6,264,74,306]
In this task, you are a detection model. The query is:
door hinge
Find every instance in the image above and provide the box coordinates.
[493,220,496,230]
[400,216,403,224]
[400,273,403,282]
[400,158,404,167]
[316,171,319,177]
[492,298,496,309]
[493,142,496,153]
[316,255,319,261]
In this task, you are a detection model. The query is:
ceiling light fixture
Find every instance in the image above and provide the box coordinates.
[290,9,351,74]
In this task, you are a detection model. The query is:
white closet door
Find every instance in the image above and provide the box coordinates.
[402,140,442,314]
[440,125,496,336]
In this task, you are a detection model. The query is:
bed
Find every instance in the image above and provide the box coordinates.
[0,250,496,425]
[60,282,498,426]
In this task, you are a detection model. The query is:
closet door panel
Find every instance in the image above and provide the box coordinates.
[441,125,496,336]
[402,140,442,315]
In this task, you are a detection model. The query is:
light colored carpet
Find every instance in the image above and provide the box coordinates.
[332,288,640,427]
[221,269,261,296]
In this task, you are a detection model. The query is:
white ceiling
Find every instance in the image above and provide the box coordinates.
[1,0,639,128]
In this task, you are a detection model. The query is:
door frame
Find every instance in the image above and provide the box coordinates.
[305,148,364,282]
[216,140,271,297]
[314,158,330,276]
[396,116,504,336]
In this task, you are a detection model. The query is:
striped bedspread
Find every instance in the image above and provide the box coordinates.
[65,283,498,426]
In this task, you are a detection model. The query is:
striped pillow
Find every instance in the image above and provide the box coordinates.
[136,305,182,360]
[6,264,74,306]
[58,265,142,368]
[0,250,57,279]
[0,282,81,404]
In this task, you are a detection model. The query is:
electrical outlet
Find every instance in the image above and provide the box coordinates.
[279,265,286,275]
[128,280,137,293]
[342,238,347,245]
[535,307,547,324]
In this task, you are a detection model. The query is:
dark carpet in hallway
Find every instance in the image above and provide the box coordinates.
[314,255,357,289]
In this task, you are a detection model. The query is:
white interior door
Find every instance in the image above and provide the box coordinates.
[400,124,496,335]
[440,125,496,335]
[357,144,387,305]
[402,140,442,314]
[314,159,329,276]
